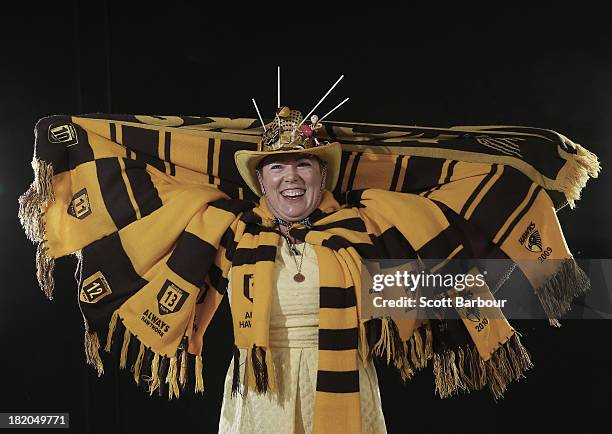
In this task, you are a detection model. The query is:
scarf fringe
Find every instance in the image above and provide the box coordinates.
[231,345,241,398]
[104,311,119,352]
[425,325,433,359]
[369,318,533,400]
[84,331,104,377]
[195,355,205,394]
[166,357,180,399]
[18,159,55,300]
[534,257,590,321]
[179,346,188,388]
[250,345,268,393]
[433,348,465,397]
[433,332,533,400]
[35,243,55,300]
[133,342,145,385]
[95,311,193,399]
[359,322,369,363]
[18,184,45,242]
[138,346,189,399]
[371,317,392,364]
[146,353,161,396]
[557,138,601,209]
[245,344,276,395]
[370,318,432,383]
[119,327,131,369]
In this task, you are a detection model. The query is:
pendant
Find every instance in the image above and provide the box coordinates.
[293,273,305,283]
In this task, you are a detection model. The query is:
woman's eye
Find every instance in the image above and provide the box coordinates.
[298,161,312,167]
[269,164,283,170]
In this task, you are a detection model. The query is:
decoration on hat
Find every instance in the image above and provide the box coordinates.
[251,67,350,152]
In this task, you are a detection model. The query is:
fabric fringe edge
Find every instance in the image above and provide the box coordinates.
[556,137,601,209]
[167,356,181,399]
[195,355,204,394]
[244,344,277,397]
[369,318,533,400]
[83,310,201,400]
[230,345,241,398]
[433,332,533,400]
[84,331,104,377]
[370,318,433,383]
[534,257,590,321]
[179,345,188,388]
[133,342,145,385]
[18,159,55,300]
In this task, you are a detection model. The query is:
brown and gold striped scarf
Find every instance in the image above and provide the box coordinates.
[19,114,599,434]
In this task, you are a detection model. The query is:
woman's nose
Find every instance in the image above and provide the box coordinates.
[283,165,299,182]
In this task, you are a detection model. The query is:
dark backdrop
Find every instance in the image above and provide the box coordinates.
[1,3,610,434]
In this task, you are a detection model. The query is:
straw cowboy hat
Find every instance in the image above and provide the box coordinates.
[235,106,342,197]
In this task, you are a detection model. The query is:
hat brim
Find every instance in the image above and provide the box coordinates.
[234,142,342,197]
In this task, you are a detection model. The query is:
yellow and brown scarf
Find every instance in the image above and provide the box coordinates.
[19,113,600,434]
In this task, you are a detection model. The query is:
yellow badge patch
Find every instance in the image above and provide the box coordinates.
[80,271,112,303]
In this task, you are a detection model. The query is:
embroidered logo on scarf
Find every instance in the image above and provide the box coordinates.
[157,280,189,315]
[141,309,170,337]
[48,123,78,146]
[67,188,92,220]
[243,274,254,302]
[475,135,524,157]
[518,221,543,252]
[239,311,252,328]
[461,290,482,322]
[79,271,111,303]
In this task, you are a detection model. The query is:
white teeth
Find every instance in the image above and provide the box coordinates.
[281,190,305,197]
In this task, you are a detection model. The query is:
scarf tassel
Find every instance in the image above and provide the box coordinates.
[166,357,180,399]
[179,346,188,389]
[104,310,119,352]
[412,328,425,369]
[18,159,55,300]
[359,322,369,363]
[35,243,55,300]
[139,350,183,399]
[557,138,601,209]
[119,327,131,369]
[246,345,276,395]
[370,318,434,383]
[92,311,190,400]
[433,349,466,398]
[231,345,241,397]
[133,342,145,385]
[84,331,104,377]
[432,332,533,400]
[195,355,205,394]
[372,321,533,399]
[534,257,590,322]
[251,345,268,393]
[146,353,161,396]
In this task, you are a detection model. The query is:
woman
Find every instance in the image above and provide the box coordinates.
[218,130,387,432]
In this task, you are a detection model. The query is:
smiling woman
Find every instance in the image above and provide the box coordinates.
[256,154,326,224]
[222,107,388,433]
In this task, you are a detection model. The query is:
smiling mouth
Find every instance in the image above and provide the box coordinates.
[281,189,305,199]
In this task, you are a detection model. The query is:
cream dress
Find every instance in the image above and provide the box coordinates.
[218,237,387,434]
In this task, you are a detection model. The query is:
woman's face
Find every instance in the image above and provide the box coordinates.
[258,154,325,222]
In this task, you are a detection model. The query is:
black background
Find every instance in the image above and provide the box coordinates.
[1,3,611,434]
